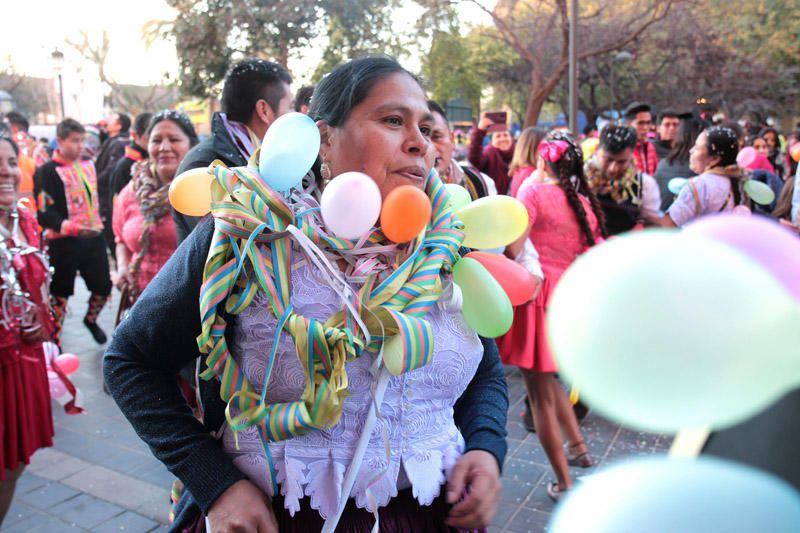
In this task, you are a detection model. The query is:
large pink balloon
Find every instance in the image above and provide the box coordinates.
[684,214,800,300]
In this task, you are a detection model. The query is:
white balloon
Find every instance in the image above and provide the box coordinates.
[320,172,382,240]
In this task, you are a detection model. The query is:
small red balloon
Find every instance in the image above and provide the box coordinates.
[466,251,537,305]
[380,186,432,243]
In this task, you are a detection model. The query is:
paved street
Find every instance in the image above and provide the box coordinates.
[1,282,670,532]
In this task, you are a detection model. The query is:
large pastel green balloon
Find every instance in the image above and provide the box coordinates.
[457,195,529,249]
[551,456,800,533]
[743,179,775,206]
[547,229,800,432]
[453,257,513,338]
[444,183,472,212]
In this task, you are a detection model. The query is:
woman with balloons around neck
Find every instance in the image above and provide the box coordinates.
[105,57,508,532]
[498,131,608,502]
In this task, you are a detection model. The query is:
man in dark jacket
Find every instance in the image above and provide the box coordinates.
[653,109,680,160]
[95,112,131,255]
[173,59,293,243]
[110,112,153,199]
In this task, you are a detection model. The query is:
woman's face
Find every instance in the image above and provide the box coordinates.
[491,131,513,152]
[763,131,778,152]
[0,140,20,210]
[753,137,769,157]
[689,132,720,174]
[320,73,434,199]
[148,120,192,183]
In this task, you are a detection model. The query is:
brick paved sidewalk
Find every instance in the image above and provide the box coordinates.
[1,282,670,533]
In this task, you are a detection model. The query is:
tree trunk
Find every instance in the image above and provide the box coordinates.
[277,45,289,69]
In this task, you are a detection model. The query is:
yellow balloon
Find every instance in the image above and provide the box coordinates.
[457,195,529,249]
[169,167,214,216]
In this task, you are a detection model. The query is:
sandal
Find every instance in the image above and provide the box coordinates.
[547,481,567,502]
[567,441,595,468]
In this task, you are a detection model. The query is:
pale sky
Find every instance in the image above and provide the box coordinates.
[3,0,491,88]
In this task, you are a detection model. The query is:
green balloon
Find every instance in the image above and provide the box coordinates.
[743,179,776,206]
[453,257,513,338]
[547,229,800,432]
[444,183,472,212]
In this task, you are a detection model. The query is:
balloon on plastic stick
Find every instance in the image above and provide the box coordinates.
[320,172,381,240]
[465,251,537,305]
[169,167,214,216]
[380,185,431,243]
[684,214,800,302]
[444,183,472,212]
[453,257,513,337]
[551,456,800,533]
[547,229,800,432]
[258,112,321,191]
[457,195,528,249]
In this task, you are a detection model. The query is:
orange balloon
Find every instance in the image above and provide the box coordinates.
[380,185,432,243]
[466,251,537,305]
[790,142,800,163]
[169,167,214,216]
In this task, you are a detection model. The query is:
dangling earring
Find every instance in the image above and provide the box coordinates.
[320,161,332,182]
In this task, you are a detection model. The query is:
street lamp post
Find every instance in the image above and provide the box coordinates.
[568,0,578,136]
[51,48,65,121]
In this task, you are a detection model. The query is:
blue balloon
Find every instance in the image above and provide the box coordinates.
[258,112,321,191]
[551,456,800,533]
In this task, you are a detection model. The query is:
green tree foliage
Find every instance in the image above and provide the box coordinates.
[420,29,482,114]
[154,0,404,97]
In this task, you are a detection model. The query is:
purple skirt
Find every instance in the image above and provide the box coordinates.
[185,488,486,533]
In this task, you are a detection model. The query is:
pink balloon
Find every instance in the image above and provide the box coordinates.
[49,378,67,398]
[55,353,80,375]
[684,214,800,300]
[736,146,757,169]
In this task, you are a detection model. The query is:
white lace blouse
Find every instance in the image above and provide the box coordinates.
[221,256,484,519]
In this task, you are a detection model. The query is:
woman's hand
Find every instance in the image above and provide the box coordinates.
[113,267,135,291]
[477,113,494,132]
[20,321,45,344]
[445,449,502,529]
[207,479,278,533]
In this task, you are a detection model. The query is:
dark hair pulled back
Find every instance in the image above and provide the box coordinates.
[309,56,415,127]
[544,131,608,245]
[0,136,20,156]
[147,110,199,147]
[705,126,743,205]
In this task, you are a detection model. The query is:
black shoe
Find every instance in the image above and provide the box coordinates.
[523,397,536,433]
[573,400,590,424]
[83,318,107,344]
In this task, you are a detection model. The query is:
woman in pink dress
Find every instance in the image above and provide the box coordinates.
[0,137,55,525]
[507,127,546,198]
[497,132,607,501]
[113,111,198,307]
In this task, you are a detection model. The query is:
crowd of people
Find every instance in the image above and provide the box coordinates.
[1,52,799,531]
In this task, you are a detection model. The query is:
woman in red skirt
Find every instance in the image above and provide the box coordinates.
[498,131,607,501]
[0,136,55,525]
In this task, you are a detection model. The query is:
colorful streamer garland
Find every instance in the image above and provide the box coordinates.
[196,158,465,488]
